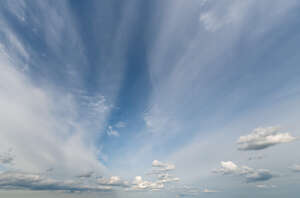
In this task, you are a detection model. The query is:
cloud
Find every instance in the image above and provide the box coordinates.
[199,0,251,32]
[127,176,164,191]
[213,161,275,183]
[156,173,180,183]
[0,150,14,165]
[0,171,112,192]
[256,184,277,189]
[97,176,129,187]
[115,121,126,128]
[0,26,108,177]
[213,161,239,175]
[127,160,179,192]
[245,169,273,183]
[237,126,296,151]
[76,171,94,179]
[106,126,120,137]
[290,164,300,172]
[152,160,175,172]
[202,188,219,193]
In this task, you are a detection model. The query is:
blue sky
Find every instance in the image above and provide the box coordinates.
[1,0,300,197]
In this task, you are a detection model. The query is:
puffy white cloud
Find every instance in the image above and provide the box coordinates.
[237,126,296,151]
[214,161,275,183]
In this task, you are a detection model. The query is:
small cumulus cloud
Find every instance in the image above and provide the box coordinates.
[152,160,175,172]
[97,176,129,187]
[237,126,296,151]
[213,161,275,183]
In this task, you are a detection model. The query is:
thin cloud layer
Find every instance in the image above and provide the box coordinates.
[0,171,112,192]
[237,126,296,151]
[290,164,300,172]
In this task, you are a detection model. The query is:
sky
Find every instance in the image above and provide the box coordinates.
[0,0,300,197]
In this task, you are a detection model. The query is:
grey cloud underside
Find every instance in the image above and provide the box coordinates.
[76,171,94,179]
[0,152,14,165]
[237,126,296,151]
[214,161,275,183]
[0,172,112,192]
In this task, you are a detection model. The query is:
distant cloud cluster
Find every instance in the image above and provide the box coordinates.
[213,161,275,183]
[0,171,112,192]
[237,126,296,151]
[128,160,179,191]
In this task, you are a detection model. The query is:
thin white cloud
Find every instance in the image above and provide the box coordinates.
[237,126,296,151]
[152,160,175,172]
[107,126,120,137]
[256,184,277,189]
[203,188,219,193]
[0,29,108,177]
[199,0,251,32]
[115,121,126,128]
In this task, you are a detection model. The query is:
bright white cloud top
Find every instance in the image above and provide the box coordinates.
[237,126,296,151]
